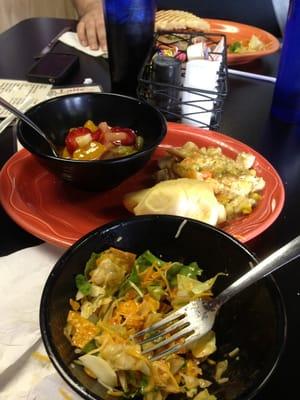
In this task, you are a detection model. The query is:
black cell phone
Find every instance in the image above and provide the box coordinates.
[27,53,79,84]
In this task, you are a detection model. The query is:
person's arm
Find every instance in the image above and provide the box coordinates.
[72,0,106,50]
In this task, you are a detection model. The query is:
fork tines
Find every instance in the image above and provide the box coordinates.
[133,305,194,360]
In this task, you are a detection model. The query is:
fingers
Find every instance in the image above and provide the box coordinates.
[77,20,89,47]
[96,20,107,51]
[84,19,99,50]
[76,10,107,51]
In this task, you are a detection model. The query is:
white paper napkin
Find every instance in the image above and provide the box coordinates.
[0,341,82,400]
[181,59,221,128]
[0,243,76,398]
[59,31,107,58]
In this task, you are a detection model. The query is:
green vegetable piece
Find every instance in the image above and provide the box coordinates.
[82,339,97,354]
[167,262,184,287]
[167,261,202,286]
[140,375,149,394]
[228,41,242,53]
[179,262,202,279]
[75,274,91,295]
[119,250,165,296]
[128,263,140,285]
[84,252,100,278]
[136,136,144,150]
[127,370,137,386]
[118,263,141,296]
[147,284,165,300]
[119,250,165,297]
[111,145,136,157]
[135,250,165,271]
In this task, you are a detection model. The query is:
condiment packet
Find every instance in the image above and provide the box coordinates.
[209,37,225,61]
[187,41,207,60]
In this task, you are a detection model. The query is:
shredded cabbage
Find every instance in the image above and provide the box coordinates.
[65,248,232,399]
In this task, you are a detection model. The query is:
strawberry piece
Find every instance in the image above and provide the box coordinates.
[110,127,137,145]
[91,129,101,142]
[65,127,91,154]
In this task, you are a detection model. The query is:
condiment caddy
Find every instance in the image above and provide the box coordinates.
[137,31,228,130]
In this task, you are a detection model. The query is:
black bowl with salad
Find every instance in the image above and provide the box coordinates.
[40,215,286,400]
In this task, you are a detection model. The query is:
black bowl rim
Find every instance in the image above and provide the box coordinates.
[40,215,287,400]
[17,92,167,163]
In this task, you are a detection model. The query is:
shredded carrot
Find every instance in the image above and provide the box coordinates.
[151,360,181,392]
[140,266,161,286]
[152,264,171,297]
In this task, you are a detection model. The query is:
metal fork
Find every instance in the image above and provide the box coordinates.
[134,236,300,361]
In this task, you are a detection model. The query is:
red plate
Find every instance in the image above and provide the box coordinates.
[206,19,280,65]
[0,123,285,248]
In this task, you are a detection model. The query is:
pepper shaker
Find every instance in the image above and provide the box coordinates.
[151,55,182,121]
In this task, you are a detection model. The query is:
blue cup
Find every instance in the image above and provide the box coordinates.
[103,0,156,97]
[271,0,300,123]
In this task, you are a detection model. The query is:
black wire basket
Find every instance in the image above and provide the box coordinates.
[137,31,228,130]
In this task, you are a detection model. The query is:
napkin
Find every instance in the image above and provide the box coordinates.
[0,243,74,398]
[181,59,221,128]
[59,31,107,57]
[0,341,82,400]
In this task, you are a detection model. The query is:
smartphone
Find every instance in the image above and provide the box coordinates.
[27,53,79,84]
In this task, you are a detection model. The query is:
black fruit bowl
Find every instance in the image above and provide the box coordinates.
[16,93,167,191]
[40,215,286,400]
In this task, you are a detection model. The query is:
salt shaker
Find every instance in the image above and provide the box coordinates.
[271,0,300,123]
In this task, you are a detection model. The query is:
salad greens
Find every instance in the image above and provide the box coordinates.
[66,247,229,400]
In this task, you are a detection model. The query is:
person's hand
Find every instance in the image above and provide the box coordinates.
[76,1,107,51]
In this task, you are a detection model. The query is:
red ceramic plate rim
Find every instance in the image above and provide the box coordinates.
[0,122,285,248]
[205,18,280,64]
